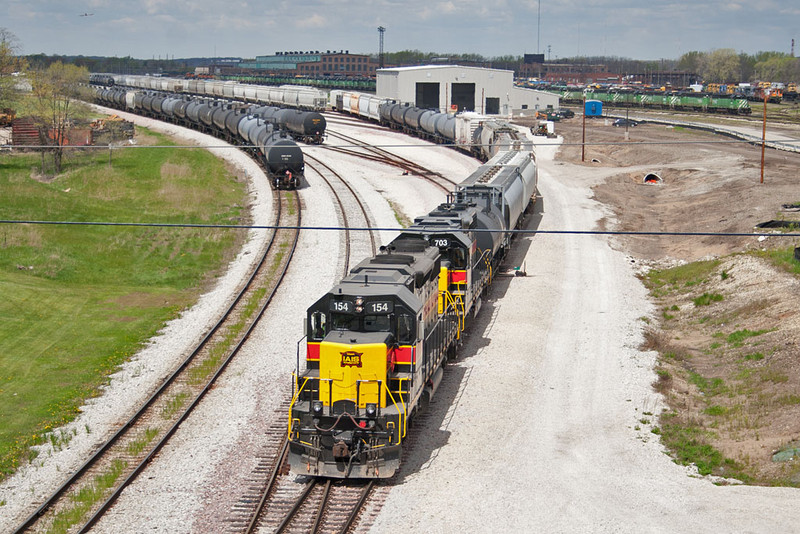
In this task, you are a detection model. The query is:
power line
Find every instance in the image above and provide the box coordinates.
[5,138,800,150]
[1,219,799,238]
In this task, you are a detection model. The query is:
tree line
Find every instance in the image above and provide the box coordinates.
[383,49,799,83]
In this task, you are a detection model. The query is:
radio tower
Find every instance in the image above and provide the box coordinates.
[378,26,386,68]
[792,38,795,57]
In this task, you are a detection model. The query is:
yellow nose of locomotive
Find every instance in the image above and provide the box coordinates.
[319,337,389,409]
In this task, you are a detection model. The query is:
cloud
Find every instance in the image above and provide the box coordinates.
[296,14,329,29]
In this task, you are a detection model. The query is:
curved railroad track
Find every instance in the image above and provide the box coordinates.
[13,190,302,534]
[304,154,378,276]
[323,126,458,194]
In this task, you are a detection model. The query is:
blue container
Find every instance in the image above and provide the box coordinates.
[584,99,603,117]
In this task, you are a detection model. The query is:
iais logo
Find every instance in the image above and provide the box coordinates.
[340,351,363,368]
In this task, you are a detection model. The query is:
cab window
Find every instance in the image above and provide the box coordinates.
[450,247,467,269]
[310,311,327,340]
[364,314,390,332]
[332,313,359,331]
[397,313,414,343]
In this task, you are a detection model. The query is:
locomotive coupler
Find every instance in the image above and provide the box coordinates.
[332,440,350,459]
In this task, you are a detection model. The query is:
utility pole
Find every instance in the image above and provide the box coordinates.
[537,0,541,54]
[378,26,386,68]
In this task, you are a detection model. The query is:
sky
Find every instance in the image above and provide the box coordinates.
[3,0,799,62]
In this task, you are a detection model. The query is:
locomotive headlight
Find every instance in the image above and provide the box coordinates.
[365,403,377,419]
[312,400,323,415]
[355,297,364,306]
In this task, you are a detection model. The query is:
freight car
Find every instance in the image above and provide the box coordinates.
[553,88,752,115]
[93,86,304,189]
[100,74,328,111]
[329,89,528,162]
[288,137,537,478]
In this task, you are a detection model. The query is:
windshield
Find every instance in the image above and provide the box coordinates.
[331,313,391,332]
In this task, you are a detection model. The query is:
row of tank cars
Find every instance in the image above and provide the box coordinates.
[288,122,537,478]
[329,89,514,162]
[92,74,328,111]
[90,76,330,189]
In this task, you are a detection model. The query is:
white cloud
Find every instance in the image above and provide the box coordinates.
[296,14,329,29]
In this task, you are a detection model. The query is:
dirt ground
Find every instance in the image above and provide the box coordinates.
[526,114,800,485]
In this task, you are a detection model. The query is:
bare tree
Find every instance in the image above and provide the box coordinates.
[0,27,27,112]
[30,62,89,174]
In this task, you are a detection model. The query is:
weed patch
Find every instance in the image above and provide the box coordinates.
[693,293,724,306]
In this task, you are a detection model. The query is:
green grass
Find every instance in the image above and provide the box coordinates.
[693,292,724,306]
[659,421,751,481]
[727,329,771,347]
[688,371,727,397]
[642,259,720,294]
[48,458,127,534]
[0,129,248,481]
[753,247,800,276]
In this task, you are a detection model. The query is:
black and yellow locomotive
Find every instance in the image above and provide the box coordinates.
[288,134,538,479]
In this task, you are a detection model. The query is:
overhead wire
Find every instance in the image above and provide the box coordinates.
[1,219,799,239]
[4,105,800,238]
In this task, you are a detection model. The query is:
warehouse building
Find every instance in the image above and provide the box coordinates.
[376,65,558,117]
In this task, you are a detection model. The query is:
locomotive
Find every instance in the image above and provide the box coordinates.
[92,86,305,189]
[288,136,537,478]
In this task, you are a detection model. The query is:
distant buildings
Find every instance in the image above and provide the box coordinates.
[238,50,377,77]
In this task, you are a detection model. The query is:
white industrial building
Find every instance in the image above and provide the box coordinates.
[376,65,559,117]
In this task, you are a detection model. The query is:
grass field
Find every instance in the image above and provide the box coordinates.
[0,127,249,481]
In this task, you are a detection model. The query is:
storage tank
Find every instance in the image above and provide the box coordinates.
[420,111,440,135]
[173,97,190,120]
[391,103,411,126]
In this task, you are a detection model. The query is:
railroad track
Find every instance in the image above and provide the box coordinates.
[323,129,458,194]
[304,154,378,276]
[245,476,375,534]
[13,190,302,534]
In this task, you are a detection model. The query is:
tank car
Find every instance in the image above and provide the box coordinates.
[261,130,304,189]
[279,109,326,144]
